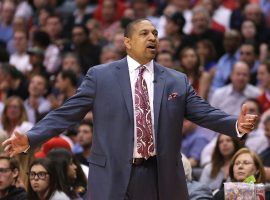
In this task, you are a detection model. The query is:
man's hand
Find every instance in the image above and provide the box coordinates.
[2,131,30,157]
[237,104,258,134]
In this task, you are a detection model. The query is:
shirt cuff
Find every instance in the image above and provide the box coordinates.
[236,120,245,137]
[23,145,30,153]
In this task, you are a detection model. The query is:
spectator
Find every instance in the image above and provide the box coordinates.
[182,154,213,200]
[164,11,186,50]
[243,98,268,154]
[24,74,51,124]
[180,6,224,58]
[32,31,61,74]
[27,158,70,200]
[239,42,260,85]
[257,61,270,112]
[181,119,209,167]
[229,0,248,30]
[213,148,268,200]
[0,0,16,45]
[75,121,93,166]
[100,45,121,64]
[44,14,65,45]
[73,0,93,25]
[156,51,175,69]
[71,24,101,73]
[199,134,242,191]
[9,30,32,74]
[0,156,27,200]
[259,116,270,167]
[196,39,216,72]
[157,37,175,56]
[0,63,29,100]
[211,30,241,90]
[61,52,84,85]
[179,47,211,99]
[210,61,261,115]
[0,96,33,136]
[47,148,87,199]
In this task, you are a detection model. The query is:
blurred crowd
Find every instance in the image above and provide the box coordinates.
[0,0,270,199]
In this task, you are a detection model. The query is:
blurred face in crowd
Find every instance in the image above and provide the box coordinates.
[157,52,174,69]
[55,73,66,92]
[75,0,89,9]
[257,64,270,90]
[39,8,50,27]
[239,44,256,67]
[180,48,198,71]
[62,55,80,74]
[1,0,15,25]
[113,33,125,54]
[241,20,256,39]
[29,164,50,194]
[192,11,209,34]
[12,17,26,32]
[202,0,215,16]
[6,98,23,122]
[102,0,115,22]
[223,31,241,54]
[233,153,257,182]
[72,27,88,46]
[13,31,28,53]
[264,121,270,144]
[158,39,174,55]
[67,161,77,180]
[218,135,235,158]
[45,16,62,39]
[100,48,120,64]
[244,4,262,26]
[124,20,159,65]
[77,124,93,148]
[0,159,17,191]
[165,19,179,36]
[29,75,47,97]
[230,62,250,92]
[34,0,46,9]
[132,1,148,19]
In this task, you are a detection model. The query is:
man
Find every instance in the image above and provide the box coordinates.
[75,121,93,166]
[2,19,257,200]
[211,30,241,90]
[0,156,27,199]
[24,74,51,124]
[257,61,270,112]
[210,61,261,115]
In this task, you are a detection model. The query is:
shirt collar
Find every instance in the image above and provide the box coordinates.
[127,55,154,75]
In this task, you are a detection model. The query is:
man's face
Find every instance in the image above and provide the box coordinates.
[45,17,62,38]
[244,6,262,25]
[223,33,240,53]
[55,73,66,92]
[124,20,159,64]
[239,45,256,67]
[13,31,27,53]
[192,12,209,34]
[77,124,93,148]
[72,27,87,46]
[0,159,15,191]
[29,76,47,97]
[257,64,270,89]
[157,53,174,68]
[230,62,250,91]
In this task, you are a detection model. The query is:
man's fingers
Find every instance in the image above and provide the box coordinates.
[2,138,11,147]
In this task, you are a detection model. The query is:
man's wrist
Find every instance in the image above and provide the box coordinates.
[236,120,246,137]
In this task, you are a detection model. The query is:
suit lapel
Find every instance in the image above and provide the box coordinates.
[113,58,134,123]
[153,63,166,138]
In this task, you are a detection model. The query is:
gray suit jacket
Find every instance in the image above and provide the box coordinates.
[27,57,238,200]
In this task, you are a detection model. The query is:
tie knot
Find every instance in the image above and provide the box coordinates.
[138,65,146,76]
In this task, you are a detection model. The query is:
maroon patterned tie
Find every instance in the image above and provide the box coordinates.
[135,65,154,159]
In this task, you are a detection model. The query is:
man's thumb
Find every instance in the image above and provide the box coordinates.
[241,104,248,116]
[14,131,21,137]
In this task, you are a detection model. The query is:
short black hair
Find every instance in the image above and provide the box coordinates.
[124,18,151,38]
[60,69,78,87]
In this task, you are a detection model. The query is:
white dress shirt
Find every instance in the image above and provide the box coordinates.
[127,55,156,158]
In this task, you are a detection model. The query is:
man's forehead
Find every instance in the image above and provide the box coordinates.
[134,20,156,31]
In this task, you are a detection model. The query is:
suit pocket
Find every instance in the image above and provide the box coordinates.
[87,152,107,167]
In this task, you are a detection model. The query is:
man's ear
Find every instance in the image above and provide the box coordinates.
[124,37,131,50]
